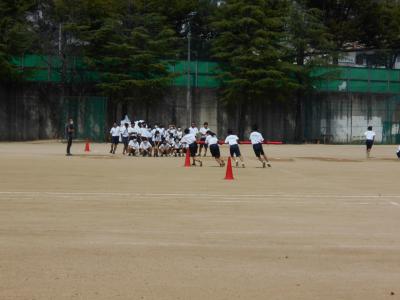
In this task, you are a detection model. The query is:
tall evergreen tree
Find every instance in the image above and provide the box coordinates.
[211,0,299,138]
[82,0,178,119]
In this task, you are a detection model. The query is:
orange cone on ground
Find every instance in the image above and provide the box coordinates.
[84,140,90,152]
[224,157,234,180]
[184,148,191,167]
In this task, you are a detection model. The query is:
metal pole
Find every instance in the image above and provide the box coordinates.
[58,23,62,55]
[186,28,192,125]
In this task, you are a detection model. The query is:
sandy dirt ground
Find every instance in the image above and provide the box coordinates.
[0,141,399,300]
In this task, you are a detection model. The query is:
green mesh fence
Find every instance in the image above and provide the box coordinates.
[382,95,400,144]
[60,96,107,142]
[12,55,400,93]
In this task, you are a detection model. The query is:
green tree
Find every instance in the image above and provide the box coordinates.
[82,0,178,119]
[359,0,400,69]
[285,0,333,141]
[0,0,35,82]
[305,0,376,63]
[211,0,299,138]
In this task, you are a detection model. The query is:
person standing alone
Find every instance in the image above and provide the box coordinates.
[65,117,75,156]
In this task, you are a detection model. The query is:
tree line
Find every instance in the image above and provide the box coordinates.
[1,0,400,137]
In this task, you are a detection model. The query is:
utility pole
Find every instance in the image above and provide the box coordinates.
[186,12,197,125]
[186,26,192,125]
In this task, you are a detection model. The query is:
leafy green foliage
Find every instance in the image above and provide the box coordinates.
[0,0,35,82]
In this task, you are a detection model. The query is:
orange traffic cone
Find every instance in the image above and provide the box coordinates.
[84,140,90,152]
[184,148,191,167]
[224,157,234,180]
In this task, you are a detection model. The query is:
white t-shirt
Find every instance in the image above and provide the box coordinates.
[181,133,196,147]
[176,130,183,139]
[225,135,239,145]
[140,141,151,150]
[200,127,209,137]
[128,140,139,149]
[120,127,130,138]
[397,146,400,153]
[250,131,264,144]
[364,130,376,140]
[174,141,182,148]
[189,127,199,136]
[128,126,136,134]
[110,127,120,137]
[206,135,218,145]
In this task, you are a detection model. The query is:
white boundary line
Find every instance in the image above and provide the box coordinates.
[390,201,400,207]
[1,191,400,199]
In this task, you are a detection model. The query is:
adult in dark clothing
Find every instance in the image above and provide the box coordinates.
[66,118,75,156]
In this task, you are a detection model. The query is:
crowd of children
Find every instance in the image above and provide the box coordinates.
[108,116,272,168]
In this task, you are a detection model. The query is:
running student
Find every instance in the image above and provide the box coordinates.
[181,128,202,166]
[109,122,120,154]
[206,131,225,167]
[198,122,210,156]
[249,126,271,168]
[225,129,245,168]
[364,126,376,158]
[396,145,400,159]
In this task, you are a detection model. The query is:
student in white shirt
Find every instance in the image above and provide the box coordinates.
[172,138,183,157]
[249,125,271,168]
[206,131,225,167]
[364,126,376,158]
[109,122,120,154]
[198,122,210,156]
[176,127,183,139]
[152,130,162,157]
[139,137,153,157]
[225,129,245,168]
[120,123,130,155]
[396,145,400,159]
[158,140,170,157]
[128,137,140,156]
[181,128,202,166]
[189,122,199,136]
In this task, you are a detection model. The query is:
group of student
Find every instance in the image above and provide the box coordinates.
[109,118,272,168]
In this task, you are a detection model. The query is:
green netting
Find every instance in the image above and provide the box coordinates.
[382,96,400,144]
[11,55,400,93]
[60,97,107,142]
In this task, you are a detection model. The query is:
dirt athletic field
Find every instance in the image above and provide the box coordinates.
[0,142,399,300]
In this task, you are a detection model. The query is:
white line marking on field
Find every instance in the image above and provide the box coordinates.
[390,201,400,207]
[1,191,400,199]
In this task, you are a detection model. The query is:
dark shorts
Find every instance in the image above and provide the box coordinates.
[189,142,198,157]
[366,140,374,150]
[397,151,400,159]
[209,144,220,158]
[229,144,241,157]
[112,136,119,144]
[122,136,129,146]
[200,137,208,148]
[253,143,265,157]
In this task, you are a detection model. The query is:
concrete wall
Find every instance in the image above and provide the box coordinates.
[0,84,61,140]
[1,84,400,143]
[305,93,400,143]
